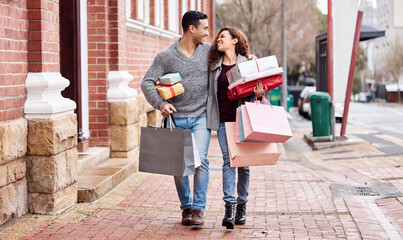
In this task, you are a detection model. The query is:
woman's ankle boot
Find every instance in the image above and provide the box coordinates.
[222,203,235,229]
[235,203,246,225]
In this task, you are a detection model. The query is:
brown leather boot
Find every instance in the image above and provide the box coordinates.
[190,209,204,225]
[181,208,192,225]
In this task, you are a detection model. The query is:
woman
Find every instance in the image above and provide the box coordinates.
[207,27,266,229]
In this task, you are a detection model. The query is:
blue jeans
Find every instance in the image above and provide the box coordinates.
[173,116,211,211]
[217,122,250,204]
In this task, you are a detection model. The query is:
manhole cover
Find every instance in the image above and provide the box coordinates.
[330,182,403,199]
[347,186,380,197]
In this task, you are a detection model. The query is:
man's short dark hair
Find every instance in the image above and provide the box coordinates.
[181,10,208,33]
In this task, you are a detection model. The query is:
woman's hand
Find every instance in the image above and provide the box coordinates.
[253,80,268,99]
[247,54,257,60]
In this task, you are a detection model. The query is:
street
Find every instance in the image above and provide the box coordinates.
[348,102,403,138]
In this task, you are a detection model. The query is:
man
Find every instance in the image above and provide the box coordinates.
[141,11,211,226]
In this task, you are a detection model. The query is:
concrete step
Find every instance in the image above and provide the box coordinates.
[78,147,110,173]
[77,158,137,203]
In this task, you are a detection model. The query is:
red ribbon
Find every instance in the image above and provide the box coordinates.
[157,84,176,97]
[230,69,234,82]
[255,59,260,72]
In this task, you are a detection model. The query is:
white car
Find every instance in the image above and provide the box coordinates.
[298,86,316,119]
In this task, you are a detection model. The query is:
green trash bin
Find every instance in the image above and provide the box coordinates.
[287,95,293,112]
[270,88,281,106]
[310,92,331,137]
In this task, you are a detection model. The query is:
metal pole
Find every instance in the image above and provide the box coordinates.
[331,101,335,141]
[340,0,365,136]
[281,0,287,109]
[327,0,333,101]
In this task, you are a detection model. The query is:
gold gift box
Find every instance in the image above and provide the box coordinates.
[156,83,185,100]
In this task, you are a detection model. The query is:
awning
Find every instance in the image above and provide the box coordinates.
[359,25,385,41]
[315,25,385,42]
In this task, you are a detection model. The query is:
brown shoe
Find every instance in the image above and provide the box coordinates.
[181,208,192,225]
[190,209,204,225]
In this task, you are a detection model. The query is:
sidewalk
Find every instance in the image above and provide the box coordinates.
[1,108,403,239]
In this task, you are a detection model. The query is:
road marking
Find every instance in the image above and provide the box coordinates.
[385,107,403,116]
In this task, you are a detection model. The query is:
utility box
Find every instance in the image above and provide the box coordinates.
[310,92,331,137]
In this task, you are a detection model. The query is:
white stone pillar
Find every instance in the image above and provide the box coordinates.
[24,72,78,215]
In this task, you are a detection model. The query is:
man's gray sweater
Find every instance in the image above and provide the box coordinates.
[141,39,210,118]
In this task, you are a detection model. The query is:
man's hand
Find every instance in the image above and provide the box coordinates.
[161,103,176,117]
[248,54,258,60]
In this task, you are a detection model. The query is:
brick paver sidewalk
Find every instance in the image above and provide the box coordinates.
[5,111,403,239]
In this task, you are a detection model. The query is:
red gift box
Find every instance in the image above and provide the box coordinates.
[227,74,283,101]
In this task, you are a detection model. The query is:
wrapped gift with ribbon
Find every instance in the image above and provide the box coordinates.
[226,55,283,87]
[159,73,182,85]
[226,55,283,100]
[156,83,184,100]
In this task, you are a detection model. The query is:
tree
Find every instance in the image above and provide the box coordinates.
[352,46,368,95]
[383,37,403,103]
[216,0,321,77]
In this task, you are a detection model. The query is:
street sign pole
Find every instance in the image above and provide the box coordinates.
[341,0,365,136]
[327,0,333,101]
[281,0,287,109]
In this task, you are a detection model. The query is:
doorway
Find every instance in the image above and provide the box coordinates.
[60,0,85,143]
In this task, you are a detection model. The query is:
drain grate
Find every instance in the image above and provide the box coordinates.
[347,186,380,197]
[330,182,403,199]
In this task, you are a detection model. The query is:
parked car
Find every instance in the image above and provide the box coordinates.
[298,86,316,118]
[297,75,315,86]
[355,92,369,103]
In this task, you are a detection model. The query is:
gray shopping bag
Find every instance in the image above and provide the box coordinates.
[139,126,201,176]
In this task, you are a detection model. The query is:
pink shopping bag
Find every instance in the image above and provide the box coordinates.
[242,96,292,143]
[226,122,280,167]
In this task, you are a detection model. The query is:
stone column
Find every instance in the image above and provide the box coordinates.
[25,72,78,215]
[0,118,28,225]
[108,71,139,159]
[108,71,163,160]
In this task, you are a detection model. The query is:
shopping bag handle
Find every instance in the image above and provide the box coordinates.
[159,115,177,131]
[261,96,273,107]
[250,95,273,108]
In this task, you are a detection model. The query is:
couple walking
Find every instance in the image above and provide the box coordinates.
[141,10,266,229]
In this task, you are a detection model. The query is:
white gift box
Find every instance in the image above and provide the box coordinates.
[226,56,283,90]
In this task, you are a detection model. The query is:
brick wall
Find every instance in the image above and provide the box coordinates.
[0,0,28,121]
[87,0,110,147]
[27,0,60,73]
[126,33,172,90]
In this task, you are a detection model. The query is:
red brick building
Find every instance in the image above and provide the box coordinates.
[0,0,214,225]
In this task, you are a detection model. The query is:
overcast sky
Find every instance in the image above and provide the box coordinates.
[316,0,377,14]
[317,0,327,14]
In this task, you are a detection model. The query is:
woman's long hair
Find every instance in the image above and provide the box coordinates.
[208,27,249,69]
